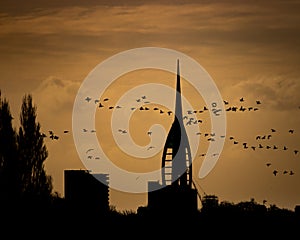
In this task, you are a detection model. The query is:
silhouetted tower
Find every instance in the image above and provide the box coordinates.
[147,60,198,215]
[161,59,193,188]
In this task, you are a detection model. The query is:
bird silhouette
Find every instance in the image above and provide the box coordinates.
[85,97,92,102]
[98,103,104,108]
[86,148,94,154]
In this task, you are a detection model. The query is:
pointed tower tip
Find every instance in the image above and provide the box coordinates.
[177,59,180,76]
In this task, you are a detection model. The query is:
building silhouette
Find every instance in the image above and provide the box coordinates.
[64,169,109,214]
[147,60,198,215]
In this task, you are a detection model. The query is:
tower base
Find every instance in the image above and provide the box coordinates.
[147,181,198,216]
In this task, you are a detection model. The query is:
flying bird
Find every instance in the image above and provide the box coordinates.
[86,148,94,154]
[85,97,92,102]
[99,103,104,108]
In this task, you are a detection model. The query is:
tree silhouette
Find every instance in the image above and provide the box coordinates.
[17,94,53,203]
[0,91,19,203]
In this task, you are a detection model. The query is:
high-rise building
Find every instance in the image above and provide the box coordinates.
[64,169,109,214]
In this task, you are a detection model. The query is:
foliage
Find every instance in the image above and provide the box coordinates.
[0,92,53,206]
[0,91,18,201]
[17,94,53,201]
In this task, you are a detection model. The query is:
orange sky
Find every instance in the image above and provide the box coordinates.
[0,0,300,211]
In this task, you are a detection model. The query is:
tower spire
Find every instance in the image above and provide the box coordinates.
[175,59,183,122]
[161,59,193,188]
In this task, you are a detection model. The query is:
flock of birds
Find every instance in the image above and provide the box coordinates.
[41,94,298,178]
[226,128,298,177]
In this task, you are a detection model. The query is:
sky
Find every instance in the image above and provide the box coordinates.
[0,0,300,212]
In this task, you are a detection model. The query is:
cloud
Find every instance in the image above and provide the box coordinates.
[0,1,299,68]
[33,76,80,116]
[224,74,300,111]
[1,2,299,39]
[31,76,80,141]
